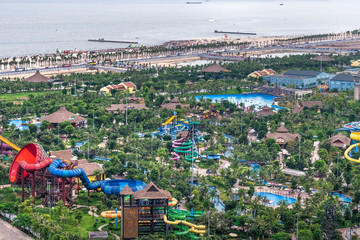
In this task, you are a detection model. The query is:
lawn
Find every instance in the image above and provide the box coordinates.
[0,91,60,101]
[33,206,113,239]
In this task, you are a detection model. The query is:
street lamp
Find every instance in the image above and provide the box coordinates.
[93,109,95,129]
[134,117,138,170]
[57,126,60,145]
[296,213,299,240]
[87,132,90,160]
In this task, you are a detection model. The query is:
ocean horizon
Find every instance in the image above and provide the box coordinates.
[1,0,360,58]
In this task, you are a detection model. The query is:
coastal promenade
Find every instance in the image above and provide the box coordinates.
[1,35,360,78]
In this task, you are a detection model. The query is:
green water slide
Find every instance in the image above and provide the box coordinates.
[174,140,198,162]
[174,120,201,162]
[172,225,202,239]
[169,208,204,220]
[168,209,204,239]
[172,224,190,236]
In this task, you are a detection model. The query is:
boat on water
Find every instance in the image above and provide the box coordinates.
[186,1,202,4]
[280,3,284,6]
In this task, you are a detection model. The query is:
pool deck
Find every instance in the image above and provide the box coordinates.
[0,219,33,240]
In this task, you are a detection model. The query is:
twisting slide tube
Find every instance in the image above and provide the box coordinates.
[171,138,187,160]
[344,132,360,163]
[49,159,105,190]
[163,215,206,235]
[0,131,20,156]
[9,143,50,183]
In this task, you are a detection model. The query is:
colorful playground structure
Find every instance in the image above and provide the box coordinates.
[201,105,219,119]
[338,122,360,163]
[0,133,206,239]
[158,112,191,139]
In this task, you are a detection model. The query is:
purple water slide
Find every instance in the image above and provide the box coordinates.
[0,129,16,156]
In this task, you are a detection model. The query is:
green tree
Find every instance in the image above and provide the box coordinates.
[12,214,32,231]
[64,124,75,135]
[298,229,313,240]
[271,232,291,240]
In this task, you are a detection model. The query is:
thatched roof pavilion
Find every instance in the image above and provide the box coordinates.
[23,70,52,83]
[41,105,87,128]
[201,63,229,73]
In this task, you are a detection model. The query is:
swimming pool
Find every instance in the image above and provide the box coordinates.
[195,93,283,111]
[255,192,296,206]
[76,140,89,147]
[9,119,41,130]
[9,119,27,130]
[330,192,352,202]
[250,164,261,171]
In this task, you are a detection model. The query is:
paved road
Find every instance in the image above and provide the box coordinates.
[311,141,320,163]
[0,64,87,77]
[0,219,33,240]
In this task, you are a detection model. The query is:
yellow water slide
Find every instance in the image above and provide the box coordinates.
[0,135,21,151]
[163,215,206,235]
[344,132,360,163]
[162,115,176,126]
[101,210,122,218]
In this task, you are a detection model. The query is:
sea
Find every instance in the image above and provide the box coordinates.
[1,0,360,58]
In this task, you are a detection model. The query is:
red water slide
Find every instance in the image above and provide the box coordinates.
[9,143,51,184]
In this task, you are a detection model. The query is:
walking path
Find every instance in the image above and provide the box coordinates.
[98,223,120,240]
[72,205,100,217]
[0,219,33,240]
[219,159,231,170]
[311,141,320,163]
[339,226,360,240]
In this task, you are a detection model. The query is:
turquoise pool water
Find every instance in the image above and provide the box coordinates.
[76,140,89,147]
[330,192,352,202]
[255,192,296,206]
[9,119,41,130]
[195,93,283,111]
[250,164,261,171]
[9,119,27,130]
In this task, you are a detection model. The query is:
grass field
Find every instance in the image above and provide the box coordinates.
[0,91,60,101]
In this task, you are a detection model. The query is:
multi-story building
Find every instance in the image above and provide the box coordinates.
[264,70,331,89]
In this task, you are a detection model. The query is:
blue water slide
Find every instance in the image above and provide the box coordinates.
[192,138,207,159]
[49,159,105,190]
[49,159,147,194]
[101,179,146,195]
[192,138,220,160]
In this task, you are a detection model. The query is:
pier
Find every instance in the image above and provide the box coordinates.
[214,30,257,35]
[88,39,138,44]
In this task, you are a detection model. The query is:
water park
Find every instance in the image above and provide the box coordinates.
[0,132,207,239]
[2,51,360,239]
[159,113,221,161]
